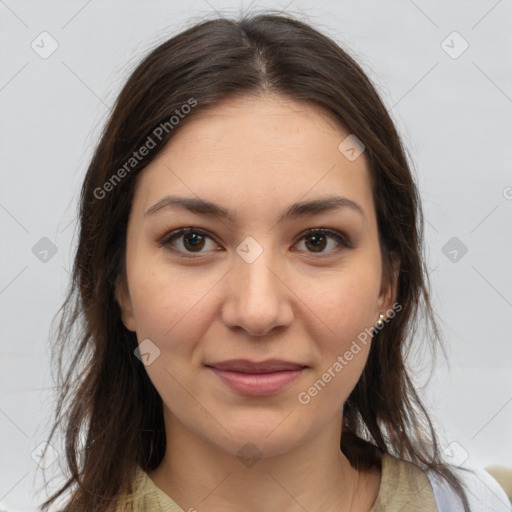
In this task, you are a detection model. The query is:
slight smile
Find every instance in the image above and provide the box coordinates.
[205,359,308,396]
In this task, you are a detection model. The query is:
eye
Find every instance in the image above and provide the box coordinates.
[160,227,220,258]
[160,226,351,259]
[293,228,351,257]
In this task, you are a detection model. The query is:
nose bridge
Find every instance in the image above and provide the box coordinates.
[221,235,293,336]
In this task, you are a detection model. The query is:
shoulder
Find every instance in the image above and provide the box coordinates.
[426,463,512,512]
[370,453,438,511]
[116,466,184,512]
[374,454,511,512]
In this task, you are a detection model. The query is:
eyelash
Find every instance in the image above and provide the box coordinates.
[159,227,351,259]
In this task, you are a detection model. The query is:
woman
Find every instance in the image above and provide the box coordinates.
[40,12,508,512]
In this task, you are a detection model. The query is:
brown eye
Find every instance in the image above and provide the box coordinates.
[294,228,350,256]
[182,232,206,251]
[160,226,351,259]
[161,227,219,257]
[304,233,328,252]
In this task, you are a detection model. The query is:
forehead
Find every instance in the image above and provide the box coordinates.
[155,93,353,163]
[132,93,375,225]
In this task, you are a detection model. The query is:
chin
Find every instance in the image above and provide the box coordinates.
[208,417,310,461]
[214,435,299,463]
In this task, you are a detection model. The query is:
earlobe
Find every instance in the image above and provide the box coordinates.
[114,276,137,332]
[378,252,401,314]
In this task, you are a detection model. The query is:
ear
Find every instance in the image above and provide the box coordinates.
[377,251,400,317]
[114,274,137,332]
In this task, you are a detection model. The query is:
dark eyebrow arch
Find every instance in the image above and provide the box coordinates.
[144,194,365,223]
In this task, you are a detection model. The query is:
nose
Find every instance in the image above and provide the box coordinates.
[221,245,294,337]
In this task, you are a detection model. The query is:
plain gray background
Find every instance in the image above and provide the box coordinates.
[1,1,511,510]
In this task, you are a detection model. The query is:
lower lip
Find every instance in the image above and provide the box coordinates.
[208,367,305,396]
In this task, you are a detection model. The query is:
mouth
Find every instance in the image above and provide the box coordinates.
[205,359,308,396]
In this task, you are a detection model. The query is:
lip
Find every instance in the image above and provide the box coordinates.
[205,359,307,396]
[206,359,306,373]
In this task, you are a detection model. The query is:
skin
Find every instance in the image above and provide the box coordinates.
[115,92,399,512]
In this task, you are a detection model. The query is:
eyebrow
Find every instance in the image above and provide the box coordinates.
[144,194,365,223]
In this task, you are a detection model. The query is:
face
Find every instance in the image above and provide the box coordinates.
[116,93,398,459]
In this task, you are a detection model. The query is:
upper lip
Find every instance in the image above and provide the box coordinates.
[206,359,307,374]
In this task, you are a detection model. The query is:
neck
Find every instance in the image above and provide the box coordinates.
[147,410,379,512]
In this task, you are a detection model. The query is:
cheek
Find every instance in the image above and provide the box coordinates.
[126,258,213,409]
[296,276,377,413]
[306,264,381,343]
[299,262,380,402]
[127,249,214,340]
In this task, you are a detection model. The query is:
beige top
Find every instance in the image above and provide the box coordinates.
[117,453,438,511]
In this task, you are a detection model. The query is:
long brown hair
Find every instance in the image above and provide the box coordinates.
[41,11,472,511]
